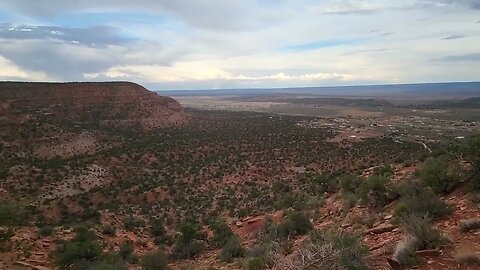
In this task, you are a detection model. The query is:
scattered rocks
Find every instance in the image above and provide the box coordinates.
[415,249,441,257]
[15,261,51,270]
[366,224,397,235]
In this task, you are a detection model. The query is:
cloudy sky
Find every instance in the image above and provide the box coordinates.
[0,0,479,90]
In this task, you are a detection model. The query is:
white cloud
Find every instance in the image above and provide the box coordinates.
[0,55,50,80]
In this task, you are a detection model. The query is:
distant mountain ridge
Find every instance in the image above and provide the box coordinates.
[158,81,480,100]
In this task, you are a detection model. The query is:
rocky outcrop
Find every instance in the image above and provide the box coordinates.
[0,81,188,129]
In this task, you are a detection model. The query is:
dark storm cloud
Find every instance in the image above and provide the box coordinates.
[2,0,266,31]
[442,34,466,40]
[0,23,133,46]
[432,53,480,62]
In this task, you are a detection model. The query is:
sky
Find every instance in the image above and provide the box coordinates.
[0,0,479,90]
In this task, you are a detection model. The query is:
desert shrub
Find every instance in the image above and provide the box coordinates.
[0,202,26,226]
[400,214,448,251]
[393,181,451,219]
[119,241,134,259]
[418,156,463,195]
[140,250,168,270]
[0,228,14,252]
[273,230,369,270]
[92,253,127,270]
[123,216,146,231]
[341,192,358,212]
[150,219,169,245]
[79,208,101,223]
[393,236,419,267]
[101,223,116,235]
[339,174,362,193]
[246,257,265,270]
[305,195,325,209]
[39,225,54,236]
[209,219,234,248]
[393,214,448,268]
[55,227,103,269]
[242,240,276,270]
[101,224,116,235]
[304,173,339,194]
[270,211,312,240]
[219,237,245,262]
[173,222,205,259]
[373,165,394,177]
[174,241,204,260]
[459,219,480,232]
[464,136,480,190]
[459,134,480,171]
[356,175,390,207]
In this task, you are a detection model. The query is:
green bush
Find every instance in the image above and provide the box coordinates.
[39,225,54,236]
[340,174,362,193]
[418,156,463,195]
[123,216,146,231]
[173,222,205,259]
[150,219,169,245]
[209,219,234,248]
[0,202,26,226]
[460,134,480,171]
[393,236,419,267]
[373,165,394,177]
[0,228,14,252]
[271,211,312,240]
[393,180,452,219]
[460,135,480,191]
[140,250,168,270]
[101,224,116,235]
[356,175,390,207]
[394,214,449,267]
[306,173,339,194]
[400,214,448,251]
[341,192,359,212]
[119,241,134,259]
[219,237,245,262]
[55,227,103,269]
[246,257,265,270]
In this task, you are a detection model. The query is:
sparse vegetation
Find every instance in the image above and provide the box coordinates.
[1,83,479,270]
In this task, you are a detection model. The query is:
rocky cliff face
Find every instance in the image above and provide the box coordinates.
[0,82,188,129]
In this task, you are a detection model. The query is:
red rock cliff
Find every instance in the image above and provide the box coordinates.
[0,81,189,129]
